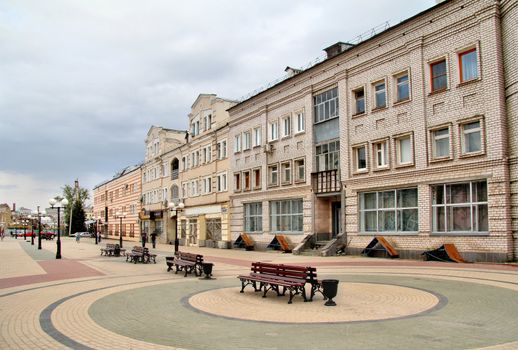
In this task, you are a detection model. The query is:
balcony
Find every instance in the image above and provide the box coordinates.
[171,169,179,180]
[312,169,341,194]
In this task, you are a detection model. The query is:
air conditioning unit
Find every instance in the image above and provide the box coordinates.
[263,144,273,153]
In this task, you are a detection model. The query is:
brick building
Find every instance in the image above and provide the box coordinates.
[93,164,143,242]
[228,0,518,261]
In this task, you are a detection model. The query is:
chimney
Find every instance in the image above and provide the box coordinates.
[323,42,355,59]
[284,66,302,78]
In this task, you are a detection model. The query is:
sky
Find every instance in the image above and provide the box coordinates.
[0,0,435,210]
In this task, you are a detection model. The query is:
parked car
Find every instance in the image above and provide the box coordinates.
[76,232,93,238]
[15,231,35,237]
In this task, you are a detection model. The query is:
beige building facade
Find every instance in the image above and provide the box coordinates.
[93,164,143,242]
[141,126,185,244]
[228,0,518,261]
[165,94,236,248]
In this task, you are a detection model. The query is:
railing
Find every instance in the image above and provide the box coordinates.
[171,169,179,180]
[311,170,341,194]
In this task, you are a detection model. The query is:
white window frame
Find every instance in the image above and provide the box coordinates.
[372,139,389,170]
[269,121,278,142]
[217,139,227,159]
[203,176,212,194]
[294,158,305,183]
[281,161,292,184]
[268,164,279,187]
[253,127,262,147]
[234,172,241,192]
[217,172,227,192]
[372,79,387,110]
[431,126,451,160]
[353,144,368,173]
[352,86,366,116]
[252,167,261,190]
[394,70,410,103]
[460,119,483,156]
[395,133,414,167]
[242,170,251,191]
[281,115,291,138]
[244,202,263,233]
[234,134,242,153]
[295,111,305,133]
[243,131,251,150]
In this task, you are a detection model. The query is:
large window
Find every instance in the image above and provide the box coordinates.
[244,202,262,233]
[461,121,482,154]
[269,121,278,141]
[217,140,227,159]
[432,180,488,233]
[243,131,251,150]
[359,188,418,233]
[431,59,447,92]
[270,199,303,233]
[354,145,367,172]
[234,134,242,153]
[314,87,339,123]
[316,140,340,171]
[281,116,291,138]
[396,134,413,165]
[217,172,227,192]
[253,127,262,147]
[459,48,478,82]
[295,111,305,133]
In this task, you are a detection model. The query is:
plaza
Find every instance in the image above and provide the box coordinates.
[1,236,518,349]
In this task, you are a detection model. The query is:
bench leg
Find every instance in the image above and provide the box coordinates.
[301,286,308,302]
[253,281,262,292]
[263,284,273,298]
[240,280,247,293]
[184,266,189,277]
[175,265,180,274]
[288,288,295,304]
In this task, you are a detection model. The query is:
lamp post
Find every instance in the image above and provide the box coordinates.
[168,202,184,254]
[94,216,100,245]
[115,212,126,248]
[28,215,35,245]
[23,220,27,240]
[34,206,42,250]
[49,197,68,259]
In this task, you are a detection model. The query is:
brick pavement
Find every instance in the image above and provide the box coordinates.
[0,236,517,349]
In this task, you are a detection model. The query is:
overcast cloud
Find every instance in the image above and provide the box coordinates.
[0,0,434,209]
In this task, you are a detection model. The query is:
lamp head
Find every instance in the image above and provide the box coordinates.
[61,198,69,206]
[168,202,175,209]
[178,202,185,209]
[49,198,57,206]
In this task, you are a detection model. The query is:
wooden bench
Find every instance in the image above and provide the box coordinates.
[165,252,203,277]
[423,243,468,263]
[233,233,254,251]
[237,262,320,304]
[126,246,156,264]
[100,243,126,257]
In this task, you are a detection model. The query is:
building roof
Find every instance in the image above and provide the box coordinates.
[93,162,143,190]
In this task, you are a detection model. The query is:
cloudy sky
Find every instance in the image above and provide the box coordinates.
[0,0,434,210]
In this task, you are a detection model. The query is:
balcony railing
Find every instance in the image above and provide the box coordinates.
[311,169,341,194]
[171,169,179,180]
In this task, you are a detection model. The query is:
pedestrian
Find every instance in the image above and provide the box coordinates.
[98,231,102,243]
[150,232,157,249]
[141,231,147,248]
[75,231,80,243]
[0,227,4,241]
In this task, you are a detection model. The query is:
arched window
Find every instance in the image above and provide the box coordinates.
[171,185,179,202]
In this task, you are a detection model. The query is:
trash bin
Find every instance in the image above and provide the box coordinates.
[201,262,215,280]
[114,244,121,257]
[322,279,339,306]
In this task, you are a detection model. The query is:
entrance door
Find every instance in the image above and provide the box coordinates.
[189,219,198,245]
[332,202,342,238]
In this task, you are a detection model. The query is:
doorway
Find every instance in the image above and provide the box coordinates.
[332,202,342,238]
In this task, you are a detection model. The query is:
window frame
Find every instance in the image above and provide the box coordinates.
[244,202,263,233]
[268,163,279,187]
[429,57,449,93]
[353,143,368,173]
[459,117,484,157]
[203,176,212,194]
[217,139,227,159]
[281,161,292,185]
[431,180,488,235]
[242,170,251,191]
[313,87,339,124]
[372,79,387,110]
[269,199,304,234]
[429,124,452,161]
[252,167,262,190]
[253,126,262,147]
[243,130,251,151]
[295,110,305,134]
[352,86,366,116]
[234,172,241,192]
[281,115,291,138]
[393,70,411,104]
[268,120,279,142]
[294,157,306,183]
[217,172,227,192]
[394,132,414,167]
[458,46,479,84]
[372,139,389,171]
[234,134,242,153]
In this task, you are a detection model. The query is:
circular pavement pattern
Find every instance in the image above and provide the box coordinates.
[87,274,518,350]
[188,283,440,323]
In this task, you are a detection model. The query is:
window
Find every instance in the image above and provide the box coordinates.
[253,127,262,147]
[294,158,305,182]
[204,113,212,131]
[354,145,367,172]
[269,121,278,141]
[395,72,410,102]
[203,177,212,194]
[234,173,241,192]
[243,131,251,150]
[281,115,291,138]
[295,111,305,133]
[205,145,212,163]
[315,140,340,171]
[431,59,447,92]
[373,81,386,109]
[217,172,227,192]
[270,199,303,233]
[268,164,278,186]
[217,140,227,159]
[244,203,262,233]
[396,135,413,165]
[314,87,339,123]
[432,127,450,159]
[243,171,251,191]
[359,188,418,233]
[353,87,365,115]
[281,161,291,184]
[373,140,389,169]
[234,134,242,153]
[461,121,482,154]
[253,168,261,189]
[432,180,488,233]
[459,48,478,82]
[182,156,187,171]
[190,180,198,196]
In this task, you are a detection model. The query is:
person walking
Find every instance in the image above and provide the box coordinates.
[75,231,81,243]
[141,231,147,248]
[0,227,4,241]
[98,231,102,243]
[150,232,157,249]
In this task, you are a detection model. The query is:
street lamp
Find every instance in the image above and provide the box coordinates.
[49,197,68,259]
[94,216,101,245]
[168,201,184,254]
[28,215,35,245]
[32,207,43,250]
[115,211,126,248]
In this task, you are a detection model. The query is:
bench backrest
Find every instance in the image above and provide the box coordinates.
[105,243,116,249]
[241,233,254,247]
[177,251,203,264]
[251,262,317,282]
[131,246,147,254]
